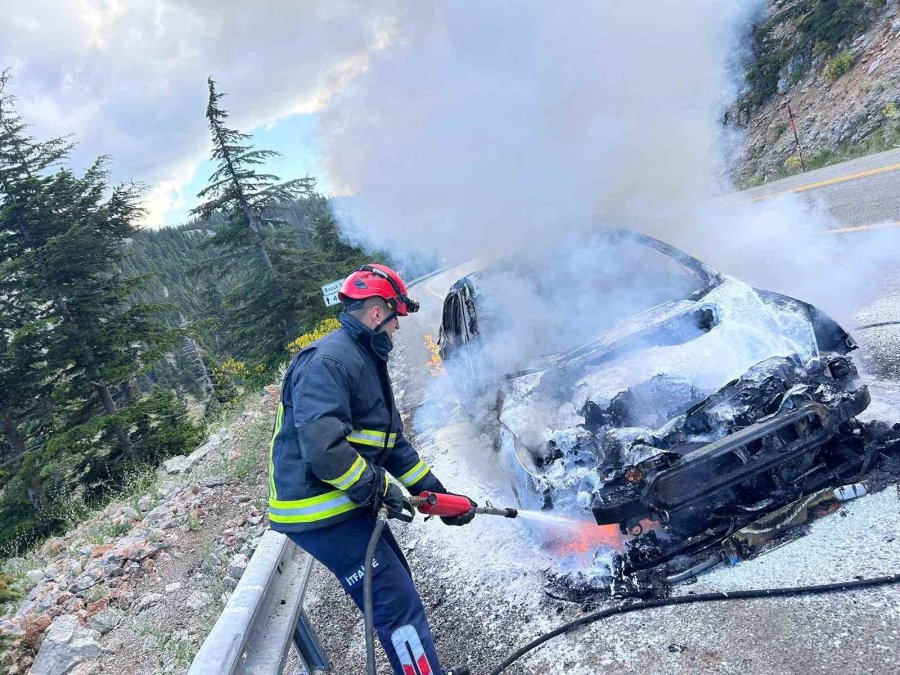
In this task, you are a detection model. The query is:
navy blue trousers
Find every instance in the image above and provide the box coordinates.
[288,513,442,675]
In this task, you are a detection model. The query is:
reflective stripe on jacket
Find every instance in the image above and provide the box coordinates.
[268,313,443,532]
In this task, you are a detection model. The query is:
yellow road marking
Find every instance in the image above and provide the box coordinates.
[822,220,900,235]
[426,281,444,299]
[749,161,900,202]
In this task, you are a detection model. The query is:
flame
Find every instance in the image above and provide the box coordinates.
[535,516,657,557]
[423,335,446,376]
[548,522,626,556]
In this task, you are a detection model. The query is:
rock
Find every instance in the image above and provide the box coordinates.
[201,475,227,487]
[69,573,102,594]
[120,506,140,521]
[185,590,213,610]
[135,592,165,612]
[162,434,223,475]
[143,504,171,525]
[29,615,103,675]
[222,576,238,591]
[226,515,247,528]
[137,494,153,512]
[162,455,192,474]
[85,597,109,615]
[227,554,249,580]
[70,662,102,675]
[25,569,45,585]
[85,608,122,635]
[165,582,183,593]
[23,612,53,648]
[868,57,883,75]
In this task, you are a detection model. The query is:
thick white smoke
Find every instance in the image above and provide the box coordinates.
[319,1,900,328]
[320,1,758,257]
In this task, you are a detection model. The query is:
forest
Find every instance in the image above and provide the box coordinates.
[0,75,397,551]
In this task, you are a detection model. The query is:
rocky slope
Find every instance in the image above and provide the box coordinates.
[0,390,277,675]
[738,1,900,184]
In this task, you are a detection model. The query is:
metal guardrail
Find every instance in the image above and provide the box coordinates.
[188,530,330,674]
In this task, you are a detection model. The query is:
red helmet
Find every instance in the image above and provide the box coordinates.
[338,264,420,316]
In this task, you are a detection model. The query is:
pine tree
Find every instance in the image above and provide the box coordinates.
[191,77,316,359]
[0,74,200,543]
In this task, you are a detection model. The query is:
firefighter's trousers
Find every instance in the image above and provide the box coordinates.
[288,512,442,675]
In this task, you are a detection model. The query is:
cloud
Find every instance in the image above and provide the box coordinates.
[1,0,399,227]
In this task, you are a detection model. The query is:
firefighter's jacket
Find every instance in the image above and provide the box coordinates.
[268,313,443,532]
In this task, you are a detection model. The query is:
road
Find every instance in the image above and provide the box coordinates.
[741,147,900,231]
[296,156,900,675]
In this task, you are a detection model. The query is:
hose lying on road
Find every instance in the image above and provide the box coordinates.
[364,509,389,675]
[488,572,900,675]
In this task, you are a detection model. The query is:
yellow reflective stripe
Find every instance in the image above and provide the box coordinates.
[268,403,285,501]
[346,429,398,448]
[398,460,430,487]
[269,490,361,523]
[324,455,367,490]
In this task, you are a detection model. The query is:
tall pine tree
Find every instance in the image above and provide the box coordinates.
[191,77,320,363]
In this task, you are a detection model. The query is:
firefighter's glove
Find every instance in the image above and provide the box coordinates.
[371,467,410,518]
[380,481,407,514]
[441,494,477,527]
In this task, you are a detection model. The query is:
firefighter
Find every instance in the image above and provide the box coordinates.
[268,264,472,675]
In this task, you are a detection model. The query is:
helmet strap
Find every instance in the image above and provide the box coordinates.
[374,310,398,334]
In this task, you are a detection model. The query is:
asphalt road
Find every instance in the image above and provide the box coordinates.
[741,147,900,231]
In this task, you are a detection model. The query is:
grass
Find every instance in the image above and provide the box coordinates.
[85,521,133,545]
[187,512,203,532]
[134,617,196,667]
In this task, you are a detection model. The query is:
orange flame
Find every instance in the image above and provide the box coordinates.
[424,335,446,376]
[547,522,626,556]
[541,518,657,557]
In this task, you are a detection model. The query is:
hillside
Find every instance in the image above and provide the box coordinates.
[738,0,900,184]
[0,390,276,674]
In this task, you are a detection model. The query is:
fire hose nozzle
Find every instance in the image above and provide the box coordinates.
[412,492,518,519]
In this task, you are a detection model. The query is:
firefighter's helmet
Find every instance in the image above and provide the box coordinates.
[338,264,420,316]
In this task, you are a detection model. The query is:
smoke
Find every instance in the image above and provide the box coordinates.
[320,1,759,258]
[320,1,900,327]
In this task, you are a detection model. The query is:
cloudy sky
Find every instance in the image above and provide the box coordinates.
[2,0,401,228]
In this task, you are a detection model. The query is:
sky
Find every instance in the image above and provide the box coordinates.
[1,0,400,228]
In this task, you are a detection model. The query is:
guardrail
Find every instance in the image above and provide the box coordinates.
[188,530,330,674]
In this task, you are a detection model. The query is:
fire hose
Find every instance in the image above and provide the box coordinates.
[362,492,900,675]
[487,572,900,674]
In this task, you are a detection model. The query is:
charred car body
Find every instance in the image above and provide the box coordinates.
[438,230,896,595]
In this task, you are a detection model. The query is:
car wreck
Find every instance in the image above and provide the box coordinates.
[438,229,899,597]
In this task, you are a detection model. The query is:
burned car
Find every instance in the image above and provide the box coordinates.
[438,230,896,595]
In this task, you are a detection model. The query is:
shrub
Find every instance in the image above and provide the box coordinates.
[286,316,340,353]
[784,154,804,171]
[824,51,855,82]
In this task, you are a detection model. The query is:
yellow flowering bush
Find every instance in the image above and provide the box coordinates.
[287,316,341,354]
[219,357,251,379]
